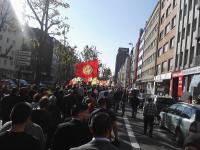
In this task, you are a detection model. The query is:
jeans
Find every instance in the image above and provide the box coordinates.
[144,115,154,136]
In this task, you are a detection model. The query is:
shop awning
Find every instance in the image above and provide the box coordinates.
[190,74,200,87]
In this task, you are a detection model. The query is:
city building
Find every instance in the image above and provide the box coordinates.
[136,29,145,90]
[141,1,160,94]
[0,0,24,79]
[154,0,178,96]
[114,47,129,84]
[117,56,130,88]
[172,0,200,100]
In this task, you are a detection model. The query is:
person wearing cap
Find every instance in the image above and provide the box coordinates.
[0,102,41,150]
[70,112,119,150]
[184,134,200,150]
[51,104,92,150]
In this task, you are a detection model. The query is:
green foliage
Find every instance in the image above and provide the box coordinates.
[80,45,99,62]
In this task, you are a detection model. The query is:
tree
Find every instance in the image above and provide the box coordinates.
[54,41,79,81]
[25,0,70,83]
[0,0,14,31]
[80,45,99,62]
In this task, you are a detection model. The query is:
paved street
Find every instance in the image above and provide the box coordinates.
[117,107,183,150]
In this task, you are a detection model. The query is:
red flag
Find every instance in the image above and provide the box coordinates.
[75,60,98,80]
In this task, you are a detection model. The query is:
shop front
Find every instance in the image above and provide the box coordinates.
[172,66,200,101]
[154,72,171,96]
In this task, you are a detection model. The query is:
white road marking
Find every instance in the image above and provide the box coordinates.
[123,116,141,149]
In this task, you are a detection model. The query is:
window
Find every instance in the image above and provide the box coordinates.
[183,5,187,17]
[189,47,194,66]
[157,64,161,74]
[179,52,183,68]
[171,16,176,29]
[162,0,165,9]
[184,50,188,65]
[166,4,171,17]
[165,23,170,35]
[173,0,177,8]
[192,18,197,32]
[189,0,192,11]
[170,37,175,49]
[158,47,163,56]
[6,38,9,43]
[160,30,164,40]
[175,54,179,68]
[162,61,167,73]
[182,28,185,39]
[168,59,173,71]
[179,9,182,21]
[187,24,191,36]
[161,14,165,24]
[163,42,169,53]
[177,31,180,43]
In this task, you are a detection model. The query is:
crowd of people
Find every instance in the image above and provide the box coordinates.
[0,83,199,150]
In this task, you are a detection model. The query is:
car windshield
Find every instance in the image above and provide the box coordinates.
[156,98,175,105]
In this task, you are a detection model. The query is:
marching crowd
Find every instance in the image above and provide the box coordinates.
[0,84,199,150]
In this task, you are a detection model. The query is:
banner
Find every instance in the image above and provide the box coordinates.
[75,60,98,81]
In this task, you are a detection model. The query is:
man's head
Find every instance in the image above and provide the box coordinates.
[97,98,107,108]
[89,112,112,138]
[39,96,49,109]
[71,104,89,122]
[10,102,32,125]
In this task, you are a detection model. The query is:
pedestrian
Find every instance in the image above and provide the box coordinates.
[0,102,41,150]
[70,112,119,150]
[51,104,92,150]
[121,89,128,116]
[143,97,157,137]
[95,98,119,147]
[130,92,140,119]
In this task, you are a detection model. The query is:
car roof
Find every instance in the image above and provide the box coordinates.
[176,102,200,110]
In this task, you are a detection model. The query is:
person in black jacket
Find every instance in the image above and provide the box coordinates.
[70,112,119,150]
[51,104,92,150]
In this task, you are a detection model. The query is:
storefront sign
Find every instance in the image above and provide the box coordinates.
[154,73,171,82]
[182,66,200,76]
[178,76,183,97]
[172,71,183,78]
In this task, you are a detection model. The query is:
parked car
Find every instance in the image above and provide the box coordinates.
[154,96,176,115]
[159,102,200,146]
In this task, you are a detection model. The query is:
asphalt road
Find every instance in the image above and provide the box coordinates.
[116,107,183,150]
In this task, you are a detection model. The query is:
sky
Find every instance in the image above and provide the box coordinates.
[11,0,158,74]
[66,0,157,73]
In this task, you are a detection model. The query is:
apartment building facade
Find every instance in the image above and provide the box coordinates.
[172,0,200,100]
[114,47,129,84]
[154,0,178,96]
[0,0,24,79]
[136,30,145,90]
[141,2,160,94]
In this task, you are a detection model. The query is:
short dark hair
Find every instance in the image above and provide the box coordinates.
[10,102,32,124]
[39,96,49,108]
[71,104,88,117]
[89,112,112,136]
[97,98,107,107]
